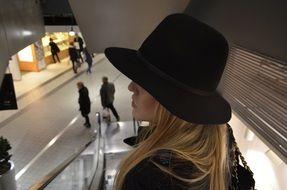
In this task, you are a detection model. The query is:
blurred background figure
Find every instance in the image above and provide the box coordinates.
[83,48,93,74]
[100,76,120,122]
[49,38,61,63]
[74,34,84,63]
[77,81,91,128]
[68,42,80,74]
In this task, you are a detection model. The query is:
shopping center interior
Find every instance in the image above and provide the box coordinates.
[0,0,286,190]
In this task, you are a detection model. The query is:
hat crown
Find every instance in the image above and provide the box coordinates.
[139,14,229,94]
[104,14,231,124]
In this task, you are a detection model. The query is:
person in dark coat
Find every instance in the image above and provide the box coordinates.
[74,34,84,63]
[68,42,80,74]
[83,47,93,74]
[100,76,120,121]
[49,38,61,63]
[104,14,233,190]
[77,81,91,128]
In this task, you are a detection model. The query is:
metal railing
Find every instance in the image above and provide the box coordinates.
[28,112,104,190]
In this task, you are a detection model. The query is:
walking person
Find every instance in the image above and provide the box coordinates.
[49,38,61,63]
[77,81,91,128]
[83,48,93,74]
[68,42,80,74]
[74,34,84,63]
[100,76,120,121]
[104,14,234,190]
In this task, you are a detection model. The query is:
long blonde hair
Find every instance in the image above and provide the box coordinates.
[115,103,229,190]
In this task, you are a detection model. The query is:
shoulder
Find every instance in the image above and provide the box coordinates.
[123,157,171,189]
[84,87,89,93]
[123,150,192,190]
[100,84,106,89]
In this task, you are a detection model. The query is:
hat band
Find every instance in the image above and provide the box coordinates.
[137,51,212,96]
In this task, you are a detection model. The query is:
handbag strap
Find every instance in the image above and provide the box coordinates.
[227,124,254,189]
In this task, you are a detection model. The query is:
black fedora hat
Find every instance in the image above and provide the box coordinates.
[105,14,231,124]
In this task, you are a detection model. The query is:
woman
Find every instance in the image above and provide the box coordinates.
[83,48,93,74]
[77,81,91,128]
[69,42,80,74]
[105,14,231,190]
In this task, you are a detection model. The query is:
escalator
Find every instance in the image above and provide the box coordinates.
[28,113,137,190]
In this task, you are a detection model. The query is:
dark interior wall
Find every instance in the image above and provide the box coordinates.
[68,0,190,53]
[41,0,73,15]
[185,0,287,63]
[0,8,9,87]
[0,0,45,86]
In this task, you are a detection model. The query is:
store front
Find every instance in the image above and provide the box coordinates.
[7,32,75,80]
[17,41,46,72]
[16,32,71,72]
[42,32,71,65]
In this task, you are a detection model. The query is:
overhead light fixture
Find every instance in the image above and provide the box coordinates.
[69,26,75,36]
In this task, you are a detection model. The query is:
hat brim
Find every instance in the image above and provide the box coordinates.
[105,47,231,124]
[123,136,138,147]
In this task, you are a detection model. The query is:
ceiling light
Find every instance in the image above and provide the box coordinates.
[69,26,75,36]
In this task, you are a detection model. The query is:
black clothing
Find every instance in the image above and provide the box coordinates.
[78,86,91,126]
[84,48,93,73]
[51,52,60,63]
[49,41,60,63]
[69,46,80,73]
[106,103,119,120]
[123,150,209,190]
[82,113,91,128]
[49,41,60,53]
[69,46,79,61]
[75,36,84,51]
[104,14,231,125]
[78,86,91,114]
[74,37,84,62]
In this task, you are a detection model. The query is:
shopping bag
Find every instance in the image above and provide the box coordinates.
[102,108,110,120]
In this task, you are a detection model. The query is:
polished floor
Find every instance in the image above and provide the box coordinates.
[0,54,286,190]
[0,54,134,189]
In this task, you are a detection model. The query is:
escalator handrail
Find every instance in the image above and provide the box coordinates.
[28,140,94,190]
[28,112,102,190]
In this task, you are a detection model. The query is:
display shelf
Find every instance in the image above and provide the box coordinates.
[42,32,71,64]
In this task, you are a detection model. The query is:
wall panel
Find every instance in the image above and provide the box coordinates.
[219,46,287,163]
[0,0,45,86]
[68,0,190,53]
[186,0,287,63]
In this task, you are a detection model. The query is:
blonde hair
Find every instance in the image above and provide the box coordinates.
[115,103,229,190]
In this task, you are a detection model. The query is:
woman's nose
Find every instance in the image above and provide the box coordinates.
[128,81,134,92]
[128,81,137,92]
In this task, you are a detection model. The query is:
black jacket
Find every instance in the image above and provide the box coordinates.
[69,46,79,61]
[49,41,60,53]
[122,150,208,190]
[78,86,91,114]
[84,49,93,64]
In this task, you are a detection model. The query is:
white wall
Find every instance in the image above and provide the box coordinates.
[230,113,287,190]
[0,0,45,86]
[7,55,21,81]
[68,0,190,53]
